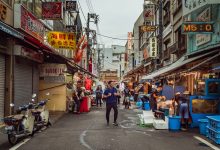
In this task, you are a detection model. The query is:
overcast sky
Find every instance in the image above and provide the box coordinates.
[78,0,143,47]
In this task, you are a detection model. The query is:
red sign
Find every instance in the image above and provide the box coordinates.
[21,47,43,63]
[14,4,45,42]
[42,2,62,20]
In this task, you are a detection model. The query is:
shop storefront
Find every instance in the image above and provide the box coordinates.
[0,53,5,118]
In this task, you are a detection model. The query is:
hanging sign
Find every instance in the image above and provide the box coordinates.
[182,0,219,16]
[140,25,156,32]
[0,2,7,21]
[143,4,155,22]
[182,22,214,34]
[149,37,157,58]
[14,4,45,42]
[47,31,76,50]
[39,64,67,77]
[42,2,62,20]
[127,32,132,50]
[66,25,77,33]
[66,1,77,11]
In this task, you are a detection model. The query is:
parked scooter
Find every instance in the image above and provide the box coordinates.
[2,103,35,145]
[31,93,51,131]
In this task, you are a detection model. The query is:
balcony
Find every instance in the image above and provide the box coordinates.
[163,12,170,27]
[163,48,170,61]
[169,42,179,54]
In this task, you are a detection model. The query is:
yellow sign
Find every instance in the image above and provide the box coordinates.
[140,25,156,32]
[47,32,76,50]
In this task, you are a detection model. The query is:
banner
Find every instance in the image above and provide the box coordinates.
[149,37,157,57]
[47,31,76,50]
[182,0,219,16]
[127,32,132,50]
[143,4,155,22]
[39,64,66,77]
[66,1,77,11]
[42,2,62,20]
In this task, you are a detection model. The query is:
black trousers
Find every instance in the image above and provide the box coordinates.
[96,98,102,106]
[106,103,118,123]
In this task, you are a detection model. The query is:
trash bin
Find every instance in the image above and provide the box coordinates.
[169,116,181,131]
[198,119,208,136]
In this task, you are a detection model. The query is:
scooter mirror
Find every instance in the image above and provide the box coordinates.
[10,103,15,107]
[32,93,37,98]
[46,92,50,96]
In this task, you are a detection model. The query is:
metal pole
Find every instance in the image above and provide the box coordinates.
[87,13,90,71]
[158,0,163,69]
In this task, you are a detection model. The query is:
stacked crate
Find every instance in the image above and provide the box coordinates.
[207,116,220,144]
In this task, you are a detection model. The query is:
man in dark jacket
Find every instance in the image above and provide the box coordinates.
[104,81,119,126]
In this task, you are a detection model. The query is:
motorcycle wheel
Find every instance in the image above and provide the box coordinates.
[8,134,17,145]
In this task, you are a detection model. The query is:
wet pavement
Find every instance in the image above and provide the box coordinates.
[0,105,219,150]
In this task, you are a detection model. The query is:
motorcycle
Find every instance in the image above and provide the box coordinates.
[2,103,35,145]
[31,93,51,131]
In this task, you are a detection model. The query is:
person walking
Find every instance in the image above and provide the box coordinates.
[103,81,119,126]
[96,85,103,107]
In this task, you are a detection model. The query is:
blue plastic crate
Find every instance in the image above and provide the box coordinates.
[207,116,220,131]
[207,129,220,144]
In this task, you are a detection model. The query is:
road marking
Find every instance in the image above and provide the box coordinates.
[9,138,31,150]
[194,136,220,150]
[80,130,93,150]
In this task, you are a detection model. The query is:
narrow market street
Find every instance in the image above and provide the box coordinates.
[1,106,219,150]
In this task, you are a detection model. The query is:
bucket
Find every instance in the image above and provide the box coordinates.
[136,101,143,108]
[198,119,208,136]
[169,116,181,131]
[144,102,150,110]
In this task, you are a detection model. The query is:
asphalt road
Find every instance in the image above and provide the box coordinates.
[0,105,219,150]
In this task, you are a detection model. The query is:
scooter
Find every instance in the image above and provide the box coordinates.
[31,93,51,131]
[2,103,35,145]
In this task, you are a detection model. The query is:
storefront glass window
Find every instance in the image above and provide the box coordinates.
[192,99,219,114]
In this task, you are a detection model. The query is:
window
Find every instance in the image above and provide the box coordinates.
[2,0,12,6]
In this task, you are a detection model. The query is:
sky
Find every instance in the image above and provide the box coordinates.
[78,0,143,47]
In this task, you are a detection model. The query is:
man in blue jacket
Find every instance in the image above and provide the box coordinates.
[104,81,119,126]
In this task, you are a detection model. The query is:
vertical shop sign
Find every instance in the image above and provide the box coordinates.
[66,1,77,11]
[0,2,7,21]
[149,37,157,57]
[196,7,211,46]
[14,4,45,42]
[143,4,155,22]
[127,32,132,50]
[42,2,62,20]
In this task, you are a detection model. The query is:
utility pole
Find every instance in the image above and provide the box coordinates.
[158,0,163,69]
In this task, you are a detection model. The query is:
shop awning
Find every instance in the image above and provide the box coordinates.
[142,50,220,80]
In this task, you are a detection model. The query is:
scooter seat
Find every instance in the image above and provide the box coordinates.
[32,111,41,115]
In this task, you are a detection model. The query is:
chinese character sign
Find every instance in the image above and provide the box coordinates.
[127,32,132,50]
[66,1,77,11]
[42,2,62,20]
[47,32,76,50]
[149,37,158,57]
[143,4,155,22]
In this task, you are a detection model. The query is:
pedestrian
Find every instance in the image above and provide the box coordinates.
[116,85,121,105]
[150,90,158,112]
[73,91,80,114]
[103,81,119,126]
[172,92,181,116]
[96,85,103,107]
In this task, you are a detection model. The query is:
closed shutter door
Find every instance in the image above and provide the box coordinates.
[14,57,32,109]
[33,64,39,100]
[0,54,5,118]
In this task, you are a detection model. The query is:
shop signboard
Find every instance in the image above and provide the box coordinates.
[149,37,157,58]
[14,45,43,63]
[39,64,67,77]
[47,31,76,50]
[42,2,62,20]
[140,25,156,32]
[143,4,155,22]
[127,32,132,50]
[44,76,65,83]
[0,20,23,39]
[196,7,211,46]
[65,1,77,11]
[182,22,214,34]
[182,0,219,16]
[14,4,45,42]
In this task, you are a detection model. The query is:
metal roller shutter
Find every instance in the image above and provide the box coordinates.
[14,57,32,109]
[0,54,5,118]
[33,64,39,100]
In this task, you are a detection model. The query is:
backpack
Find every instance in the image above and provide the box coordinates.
[96,91,102,98]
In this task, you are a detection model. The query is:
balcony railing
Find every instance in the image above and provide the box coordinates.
[163,48,170,60]
[169,42,178,54]
[163,12,170,26]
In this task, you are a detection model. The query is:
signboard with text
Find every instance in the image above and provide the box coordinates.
[127,32,132,50]
[66,1,77,11]
[182,0,219,16]
[39,64,66,77]
[149,37,157,58]
[182,22,214,34]
[42,2,62,20]
[14,4,45,42]
[140,25,156,32]
[47,31,76,50]
[143,4,155,22]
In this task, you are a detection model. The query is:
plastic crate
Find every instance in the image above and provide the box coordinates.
[207,126,220,144]
[198,119,208,136]
[207,116,220,131]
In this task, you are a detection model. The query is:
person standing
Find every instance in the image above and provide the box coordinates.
[96,85,103,107]
[103,81,119,126]
[116,85,121,105]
